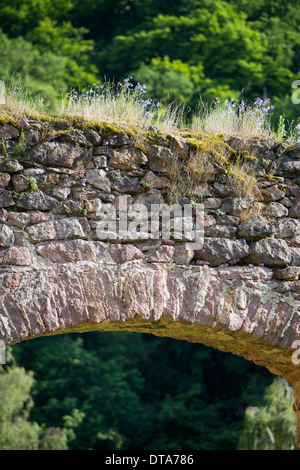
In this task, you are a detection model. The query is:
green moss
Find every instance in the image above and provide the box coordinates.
[144,130,169,147]
[23,110,57,123]
[0,113,20,128]
[278,184,286,193]
[132,142,147,153]
[186,133,233,167]
[236,150,257,162]
[265,174,281,182]
[3,108,137,143]
[181,131,204,139]
[60,116,130,139]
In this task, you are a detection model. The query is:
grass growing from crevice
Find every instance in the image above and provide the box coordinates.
[1,78,299,205]
[192,97,274,138]
[60,77,161,129]
[167,132,261,203]
[3,77,298,140]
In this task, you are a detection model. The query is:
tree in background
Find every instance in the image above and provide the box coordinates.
[238,377,297,450]
[0,0,98,107]
[0,0,299,124]
[11,332,275,450]
[0,364,76,449]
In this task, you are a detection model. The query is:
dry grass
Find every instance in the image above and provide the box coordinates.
[167,132,262,203]
[238,201,264,222]
[2,83,50,117]
[1,79,277,140]
[0,79,281,204]
[60,79,183,132]
[228,162,261,200]
[192,98,273,138]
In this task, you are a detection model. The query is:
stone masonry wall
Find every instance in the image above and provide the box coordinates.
[0,118,299,294]
[0,117,299,376]
[1,115,300,445]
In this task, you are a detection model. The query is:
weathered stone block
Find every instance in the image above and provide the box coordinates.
[2,246,32,265]
[260,185,285,202]
[290,197,300,218]
[147,145,173,173]
[0,209,8,223]
[28,211,51,224]
[274,218,300,239]
[167,134,189,158]
[0,189,15,208]
[147,245,175,263]
[27,221,57,242]
[0,173,10,187]
[7,212,29,229]
[0,224,13,247]
[28,142,84,168]
[0,124,19,139]
[174,244,195,265]
[36,239,106,263]
[94,156,107,168]
[273,266,300,281]
[0,160,23,173]
[264,202,289,218]
[221,197,252,216]
[205,224,237,238]
[85,129,101,146]
[52,187,71,200]
[109,244,145,263]
[103,133,130,147]
[11,174,29,192]
[249,238,292,267]
[16,191,58,211]
[142,171,170,189]
[195,238,250,266]
[203,198,222,210]
[55,217,90,240]
[109,148,148,170]
[237,215,275,241]
[85,169,111,192]
[112,176,143,194]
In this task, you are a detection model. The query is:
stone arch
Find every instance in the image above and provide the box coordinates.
[0,118,299,446]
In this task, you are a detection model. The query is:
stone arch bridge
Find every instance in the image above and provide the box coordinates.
[0,118,299,446]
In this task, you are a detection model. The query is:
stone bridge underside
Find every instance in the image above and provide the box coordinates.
[2,261,300,446]
[1,262,300,384]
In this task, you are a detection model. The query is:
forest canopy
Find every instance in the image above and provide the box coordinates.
[0,0,299,124]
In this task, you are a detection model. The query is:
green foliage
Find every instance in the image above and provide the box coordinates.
[213,209,226,218]
[0,0,299,125]
[14,129,27,159]
[140,180,153,191]
[0,137,10,162]
[0,365,70,450]
[238,378,297,450]
[135,57,207,106]
[276,115,286,141]
[11,332,274,450]
[0,30,68,108]
[94,0,299,123]
[28,176,39,191]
